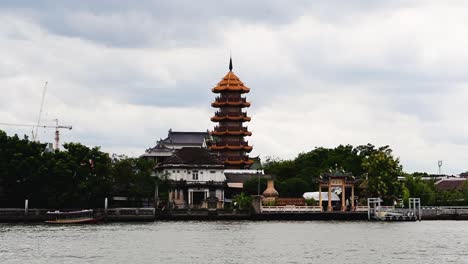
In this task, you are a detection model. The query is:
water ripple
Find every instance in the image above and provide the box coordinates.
[0,221,467,264]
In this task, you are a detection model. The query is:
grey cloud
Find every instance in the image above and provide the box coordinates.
[1,0,409,48]
[1,0,314,48]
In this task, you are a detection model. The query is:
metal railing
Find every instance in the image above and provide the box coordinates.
[221,156,251,161]
[213,126,249,132]
[213,111,248,117]
[214,141,249,146]
[214,97,247,103]
[261,205,322,213]
[106,208,155,216]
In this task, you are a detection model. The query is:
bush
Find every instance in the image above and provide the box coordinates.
[233,192,252,210]
[305,198,317,206]
[262,200,276,206]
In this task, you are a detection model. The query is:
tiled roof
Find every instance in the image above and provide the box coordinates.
[212,71,250,93]
[224,173,257,183]
[162,131,209,145]
[162,147,222,165]
[435,178,467,191]
[145,130,209,154]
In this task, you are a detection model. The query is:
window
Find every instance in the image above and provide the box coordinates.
[176,170,179,173]
[210,171,216,174]
[173,170,175,173]
[192,171,199,180]
[176,189,180,200]
[200,171,204,174]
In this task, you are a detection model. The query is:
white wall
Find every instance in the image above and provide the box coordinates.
[161,168,225,182]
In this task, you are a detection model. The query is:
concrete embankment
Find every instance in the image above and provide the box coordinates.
[422,207,468,220]
[0,208,156,223]
[157,209,251,221]
[2,207,468,222]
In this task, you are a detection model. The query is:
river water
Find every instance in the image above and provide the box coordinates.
[0,221,467,264]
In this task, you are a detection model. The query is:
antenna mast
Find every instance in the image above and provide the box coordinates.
[438,160,443,175]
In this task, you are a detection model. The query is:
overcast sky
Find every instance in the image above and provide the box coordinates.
[1,1,468,174]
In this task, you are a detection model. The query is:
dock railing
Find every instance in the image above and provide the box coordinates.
[261,205,322,213]
[367,197,421,221]
[355,206,369,212]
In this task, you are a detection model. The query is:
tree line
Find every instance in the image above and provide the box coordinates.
[0,130,155,208]
[244,144,468,205]
[1,129,467,208]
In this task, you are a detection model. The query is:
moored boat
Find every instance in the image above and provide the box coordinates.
[45,209,102,224]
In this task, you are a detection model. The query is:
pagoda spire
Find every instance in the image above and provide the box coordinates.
[229,57,233,71]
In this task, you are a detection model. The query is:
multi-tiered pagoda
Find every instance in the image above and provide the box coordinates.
[210,59,254,169]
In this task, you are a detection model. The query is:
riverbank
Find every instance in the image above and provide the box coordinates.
[1,207,468,222]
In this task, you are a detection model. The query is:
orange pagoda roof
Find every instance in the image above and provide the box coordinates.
[212,71,250,93]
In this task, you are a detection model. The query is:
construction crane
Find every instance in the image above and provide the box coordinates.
[0,119,72,150]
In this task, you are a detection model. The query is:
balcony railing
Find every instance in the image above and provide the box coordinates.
[213,126,249,132]
[214,97,247,103]
[220,156,250,161]
[214,141,249,146]
[213,112,248,117]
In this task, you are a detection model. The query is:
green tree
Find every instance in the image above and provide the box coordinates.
[242,177,267,195]
[362,148,403,204]
[111,157,156,206]
[276,177,311,197]
[402,174,436,205]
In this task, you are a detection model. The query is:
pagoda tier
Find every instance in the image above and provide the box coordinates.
[209,59,253,169]
[210,111,251,122]
[220,156,255,166]
[211,96,251,108]
[210,141,253,152]
[211,126,252,136]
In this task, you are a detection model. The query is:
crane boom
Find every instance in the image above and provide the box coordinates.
[34,81,48,141]
[0,122,71,130]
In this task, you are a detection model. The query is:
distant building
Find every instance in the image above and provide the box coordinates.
[155,147,226,209]
[141,129,210,164]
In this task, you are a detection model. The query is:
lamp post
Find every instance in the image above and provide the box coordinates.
[257,170,260,196]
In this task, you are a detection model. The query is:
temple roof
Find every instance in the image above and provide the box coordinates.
[162,147,222,166]
[144,130,209,154]
[161,130,209,145]
[212,71,250,93]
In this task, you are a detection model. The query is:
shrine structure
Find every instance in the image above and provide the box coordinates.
[209,58,253,169]
[318,171,358,212]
